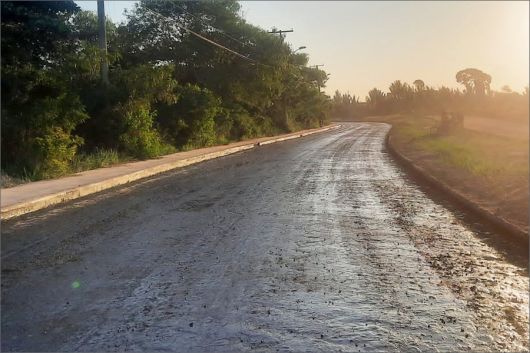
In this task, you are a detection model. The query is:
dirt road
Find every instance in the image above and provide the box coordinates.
[2,123,527,352]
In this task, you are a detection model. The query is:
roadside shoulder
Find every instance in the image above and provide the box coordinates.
[385,128,528,243]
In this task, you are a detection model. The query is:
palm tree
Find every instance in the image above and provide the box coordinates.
[366,88,386,114]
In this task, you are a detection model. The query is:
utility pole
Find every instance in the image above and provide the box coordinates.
[310,64,325,93]
[268,28,293,42]
[97,0,109,85]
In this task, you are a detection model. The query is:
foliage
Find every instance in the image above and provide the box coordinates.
[71,148,121,173]
[32,127,84,179]
[1,65,89,178]
[0,1,79,67]
[117,99,165,159]
[156,83,220,148]
[331,68,528,121]
[1,0,331,182]
[456,68,491,96]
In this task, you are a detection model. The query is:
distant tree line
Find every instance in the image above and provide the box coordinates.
[331,68,529,121]
[1,1,330,180]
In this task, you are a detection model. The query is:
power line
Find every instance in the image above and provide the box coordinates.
[174,3,254,49]
[144,7,258,65]
[150,9,325,92]
[178,24,257,64]
[142,7,318,73]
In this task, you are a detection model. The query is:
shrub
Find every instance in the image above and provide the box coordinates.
[118,99,165,159]
[158,84,221,149]
[32,127,84,179]
[1,69,89,179]
[231,110,261,139]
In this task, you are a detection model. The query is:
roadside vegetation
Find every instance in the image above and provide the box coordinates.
[331,69,528,122]
[366,114,528,233]
[1,1,330,185]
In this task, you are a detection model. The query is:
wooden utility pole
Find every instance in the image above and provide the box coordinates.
[97,0,109,85]
[268,28,293,42]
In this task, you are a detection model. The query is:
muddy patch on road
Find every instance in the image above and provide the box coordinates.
[373,178,529,352]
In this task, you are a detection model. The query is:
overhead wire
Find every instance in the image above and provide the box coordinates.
[144,7,259,65]
[143,6,325,81]
[173,3,254,50]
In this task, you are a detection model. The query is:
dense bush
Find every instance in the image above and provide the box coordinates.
[1,64,89,178]
[117,99,166,159]
[157,84,221,149]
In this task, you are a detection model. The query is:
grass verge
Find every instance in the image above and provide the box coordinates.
[362,114,528,233]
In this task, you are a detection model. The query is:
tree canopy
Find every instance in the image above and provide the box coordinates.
[1,0,330,180]
[456,68,492,96]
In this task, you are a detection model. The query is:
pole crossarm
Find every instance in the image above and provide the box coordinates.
[268,29,293,41]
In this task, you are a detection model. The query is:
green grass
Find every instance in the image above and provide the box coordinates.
[389,115,528,177]
[417,137,499,176]
[71,148,123,173]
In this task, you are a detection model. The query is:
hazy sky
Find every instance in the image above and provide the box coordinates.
[76,1,529,98]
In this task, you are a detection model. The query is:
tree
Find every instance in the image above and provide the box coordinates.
[389,80,413,112]
[1,1,90,178]
[331,91,364,119]
[413,79,425,92]
[1,0,332,180]
[1,1,80,67]
[366,88,387,114]
[456,68,491,96]
[120,0,328,135]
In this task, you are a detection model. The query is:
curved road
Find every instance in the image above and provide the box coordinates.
[2,123,527,352]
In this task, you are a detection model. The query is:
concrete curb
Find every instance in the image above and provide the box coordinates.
[385,128,528,243]
[2,124,341,220]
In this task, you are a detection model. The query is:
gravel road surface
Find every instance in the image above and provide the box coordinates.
[2,123,527,352]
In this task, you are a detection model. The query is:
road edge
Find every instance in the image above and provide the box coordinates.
[2,124,341,220]
[385,127,528,243]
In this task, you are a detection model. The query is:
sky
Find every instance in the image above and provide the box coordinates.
[76,1,529,98]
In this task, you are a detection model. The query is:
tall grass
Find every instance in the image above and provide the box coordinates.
[70,148,122,173]
[0,171,31,188]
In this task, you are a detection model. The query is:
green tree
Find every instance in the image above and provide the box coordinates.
[456,68,491,96]
[1,1,90,178]
[1,1,79,67]
[1,0,332,181]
